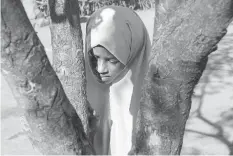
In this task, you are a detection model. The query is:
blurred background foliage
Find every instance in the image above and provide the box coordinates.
[34,0,155,18]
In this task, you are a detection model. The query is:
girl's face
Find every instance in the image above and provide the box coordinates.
[89,46,125,84]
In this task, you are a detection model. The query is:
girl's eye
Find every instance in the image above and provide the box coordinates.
[108,59,118,64]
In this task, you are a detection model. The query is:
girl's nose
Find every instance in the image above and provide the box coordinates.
[97,60,108,74]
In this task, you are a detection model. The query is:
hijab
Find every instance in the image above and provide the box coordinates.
[85,6,151,155]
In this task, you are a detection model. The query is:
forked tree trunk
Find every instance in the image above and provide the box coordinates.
[130,0,233,154]
[1,0,95,154]
[48,0,96,141]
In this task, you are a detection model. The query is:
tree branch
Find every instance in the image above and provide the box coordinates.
[1,0,95,154]
[131,0,233,154]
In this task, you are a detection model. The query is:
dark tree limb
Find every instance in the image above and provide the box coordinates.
[1,0,95,154]
[48,0,97,141]
[131,0,233,154]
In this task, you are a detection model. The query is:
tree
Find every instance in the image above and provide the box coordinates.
[2,0,233,155]
[1,0,95,154]
[48,0,97,141]
[130,0,233,154]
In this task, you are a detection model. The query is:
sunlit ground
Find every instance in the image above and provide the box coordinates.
[1,2,233,154]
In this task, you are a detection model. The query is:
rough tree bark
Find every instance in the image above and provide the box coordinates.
[1,0,95,154]
[48,0,96,141]
[130,0,233,154]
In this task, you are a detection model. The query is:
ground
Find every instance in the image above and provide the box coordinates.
[1,5,233,155]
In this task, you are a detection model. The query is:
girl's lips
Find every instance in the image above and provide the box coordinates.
[101,76,110,81]
[100,75,110,78]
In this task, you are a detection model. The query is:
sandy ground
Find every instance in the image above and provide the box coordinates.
[1,6,233,155]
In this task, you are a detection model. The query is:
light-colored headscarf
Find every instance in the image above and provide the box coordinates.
[85,6,151,155]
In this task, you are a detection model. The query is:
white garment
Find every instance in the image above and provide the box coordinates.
[85,6,151,155]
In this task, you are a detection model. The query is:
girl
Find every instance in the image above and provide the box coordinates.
[85,6,151,154]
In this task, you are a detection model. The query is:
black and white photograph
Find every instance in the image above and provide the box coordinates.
[1,0,233,155]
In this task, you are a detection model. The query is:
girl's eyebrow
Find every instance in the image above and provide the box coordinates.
[94,54,116,60]
[106,56,115,59]
[106,53,117,59]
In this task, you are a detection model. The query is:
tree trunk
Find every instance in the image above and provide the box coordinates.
[48,0,97,141]
[131,0,233,154]
[1,0,95,154]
